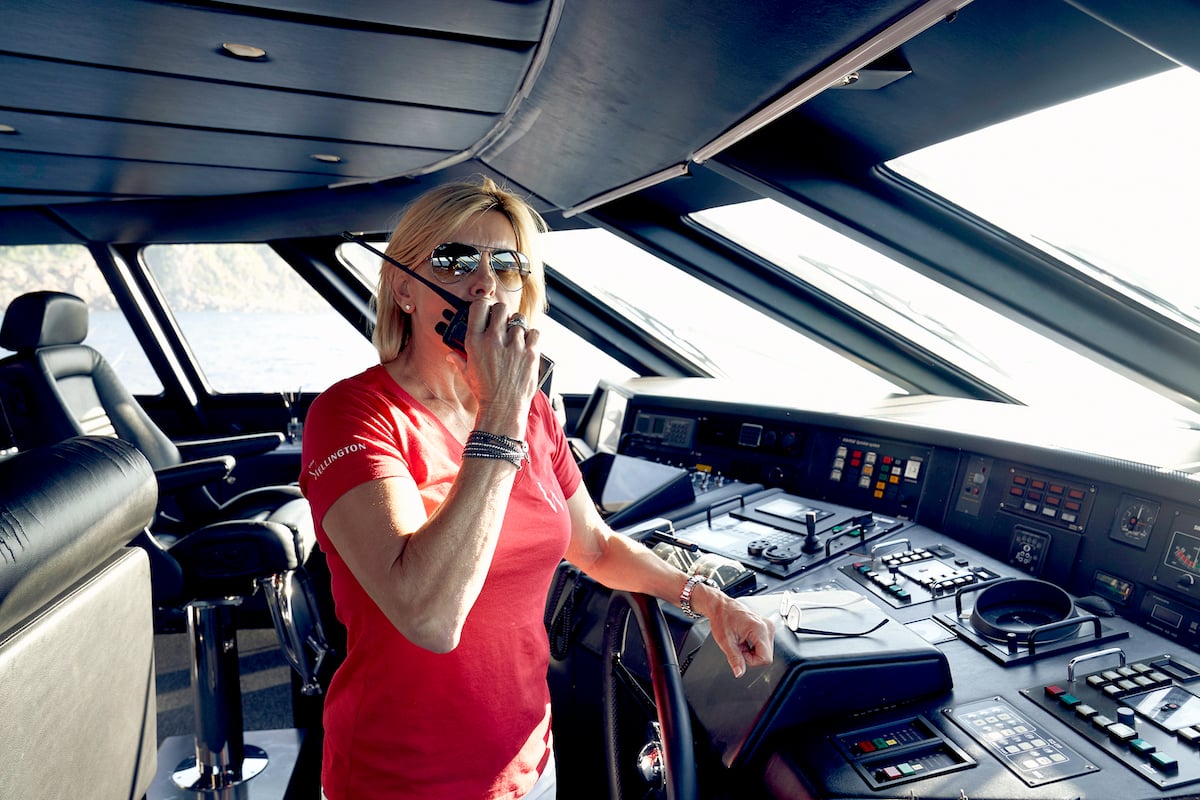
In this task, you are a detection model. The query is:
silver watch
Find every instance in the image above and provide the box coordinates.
[680,573,719,619]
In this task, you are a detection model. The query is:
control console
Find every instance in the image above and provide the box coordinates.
[661,488,908,579]
[1025,651,1200,789]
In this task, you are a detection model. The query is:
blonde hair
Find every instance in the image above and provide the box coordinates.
[371,177,548,362]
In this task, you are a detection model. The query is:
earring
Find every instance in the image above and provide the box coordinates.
[403,303,413,313]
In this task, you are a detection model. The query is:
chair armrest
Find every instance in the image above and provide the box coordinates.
[154,456,235,496]
[169,519,300,598]
[175,432,284,462]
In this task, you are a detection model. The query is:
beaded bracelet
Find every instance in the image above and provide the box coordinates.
[462,430,529,469]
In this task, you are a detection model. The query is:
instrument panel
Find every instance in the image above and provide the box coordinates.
[576,376,1200,659]
[1165,530,1200,578]
[563,379,1200,799]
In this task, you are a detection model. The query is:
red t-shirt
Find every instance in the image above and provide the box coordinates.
[300,364,581,800]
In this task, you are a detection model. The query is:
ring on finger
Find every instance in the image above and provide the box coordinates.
[506,314,528,331]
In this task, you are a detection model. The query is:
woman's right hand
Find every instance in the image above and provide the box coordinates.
[455,297,540,433]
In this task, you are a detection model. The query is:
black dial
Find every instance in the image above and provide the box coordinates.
[1110,495,1159,549]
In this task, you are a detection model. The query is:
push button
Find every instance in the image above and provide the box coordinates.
[877,766,903,781]
[1130,738,1156,756]
[1177,726,1200,746]
[1107,723,1138,742]
[1057,693,1081,708]
[1150,751,1179,772]
[874,762,922,782]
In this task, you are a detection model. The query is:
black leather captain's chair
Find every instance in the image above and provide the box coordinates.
[0,290,302,540]
[0,436,159,800]
[0,290,336,696]
[0,292,309,589]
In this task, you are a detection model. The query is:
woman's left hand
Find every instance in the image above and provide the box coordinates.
[705,596,776,678]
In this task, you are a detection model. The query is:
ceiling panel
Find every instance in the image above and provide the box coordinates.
[0,56,497,148]
[0,0,549,206]
[0,150,347,200]
[220,0,552,41]
[483,0,926,210]
[0,111,449,186]
[1,0,537,110]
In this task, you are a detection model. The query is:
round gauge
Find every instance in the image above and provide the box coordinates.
[1110,495,1159,549]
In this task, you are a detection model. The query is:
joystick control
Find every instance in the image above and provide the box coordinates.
[801,510,822,554]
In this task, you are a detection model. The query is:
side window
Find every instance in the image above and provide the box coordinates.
[143,243,378,394]
[0,244,162,394]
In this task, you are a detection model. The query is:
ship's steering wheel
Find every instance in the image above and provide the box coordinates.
[602,591,698,800]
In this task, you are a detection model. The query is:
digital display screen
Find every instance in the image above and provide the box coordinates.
[596,392,627,454]
[1152,604,1184,629]
[632,412,696,450]
[1092,570,1134,605]
[1129,686,1200,732]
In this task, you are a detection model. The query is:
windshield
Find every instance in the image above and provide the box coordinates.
[890,66,1199,334]
[539,228,903,400]
[692,196,1200,426]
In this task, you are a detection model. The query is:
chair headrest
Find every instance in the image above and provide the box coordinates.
[0,291,89,351]
[0,436,157,633]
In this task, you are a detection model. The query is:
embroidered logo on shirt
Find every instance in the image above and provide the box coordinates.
[307,442,368,480]
[534,477,564,513]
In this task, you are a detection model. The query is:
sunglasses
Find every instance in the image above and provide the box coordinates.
[779,592,889,637]
[428,242,531,291]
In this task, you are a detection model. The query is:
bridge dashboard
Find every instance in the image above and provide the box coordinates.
[554,376,1200,799]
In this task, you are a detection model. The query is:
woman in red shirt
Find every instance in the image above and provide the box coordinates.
[301,177,774,800]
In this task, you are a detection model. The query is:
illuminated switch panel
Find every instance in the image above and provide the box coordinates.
[827,435,931,517]
[834,715,975,790]
[1000,467,1095,531]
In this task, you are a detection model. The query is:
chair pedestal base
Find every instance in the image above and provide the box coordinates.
[149,729,303,799]
[170,743,270,791]
[148,599,309,799]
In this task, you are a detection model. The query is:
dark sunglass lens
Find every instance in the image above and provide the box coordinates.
[491,250,530,289]
[430,243,482,282]
[433,242,478,261]
[490,250,520,269]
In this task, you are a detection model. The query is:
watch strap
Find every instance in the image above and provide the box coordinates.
[680,573,718,619]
